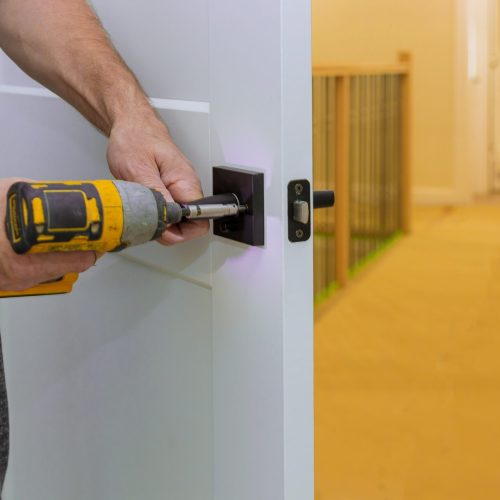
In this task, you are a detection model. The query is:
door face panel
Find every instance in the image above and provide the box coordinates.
[0,94,108,179]
[208,1,284,498]
[91,0,209,100]
[0,14,214,496]
[0,0,209,101]
[209,0,313,499]
[0,0,313,499]
[0,257,212,500]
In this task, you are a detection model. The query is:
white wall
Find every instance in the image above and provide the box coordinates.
[312,0,458,203]
[312,0,494,204]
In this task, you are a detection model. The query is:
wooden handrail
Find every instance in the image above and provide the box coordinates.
[313,64,409,77]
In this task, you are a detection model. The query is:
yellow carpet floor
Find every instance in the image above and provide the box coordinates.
[315,202,500,500]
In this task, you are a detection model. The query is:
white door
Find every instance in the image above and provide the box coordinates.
[0,1,313,499]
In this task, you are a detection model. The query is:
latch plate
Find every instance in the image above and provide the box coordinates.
[288,179,311,243]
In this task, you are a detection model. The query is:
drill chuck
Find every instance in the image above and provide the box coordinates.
[182,202,243,220]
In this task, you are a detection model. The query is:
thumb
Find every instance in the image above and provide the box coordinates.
[124,171,174,204]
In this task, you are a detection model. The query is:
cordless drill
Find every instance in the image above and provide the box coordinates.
[2,180,245,298]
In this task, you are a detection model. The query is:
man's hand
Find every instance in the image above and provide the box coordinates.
[0,0,209,247]
[107,111,209,246]
[0,179,96,291]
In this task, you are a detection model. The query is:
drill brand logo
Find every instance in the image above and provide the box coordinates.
[8,193,22,244]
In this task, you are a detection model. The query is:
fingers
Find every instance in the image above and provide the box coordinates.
[119,168,176,204]
[29,251,96,277]
[107,120,208,246]
[2,251,96,291]
[158,219,209,246]
[157,164,208,245]
[126,163,207,245]
[167,176,204,202]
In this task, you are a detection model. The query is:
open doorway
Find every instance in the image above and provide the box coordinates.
[313,1,500,499]
[488,0,500,191]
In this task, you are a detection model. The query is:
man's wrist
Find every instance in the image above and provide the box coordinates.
[108,99,171,143]
[102,81,155,135]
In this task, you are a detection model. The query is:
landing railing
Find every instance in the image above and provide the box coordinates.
[313,53,411,297]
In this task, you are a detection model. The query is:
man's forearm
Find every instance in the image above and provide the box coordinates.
[0,0,153,135]
[0,0,208,244]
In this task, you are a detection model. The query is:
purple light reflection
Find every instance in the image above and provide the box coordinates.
[220,135,275,186]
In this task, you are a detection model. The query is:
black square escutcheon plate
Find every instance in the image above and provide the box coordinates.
[213,166,264,246]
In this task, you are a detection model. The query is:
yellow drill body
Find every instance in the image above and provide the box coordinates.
[11,180,126,254]
[2,180,173,298]
[1,179,242,298]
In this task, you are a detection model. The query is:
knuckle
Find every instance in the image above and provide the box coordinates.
[157,240,174,247]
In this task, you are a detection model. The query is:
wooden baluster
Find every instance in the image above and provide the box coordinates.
[399,52,412,233]
[326,76,336,287]
[335,76,350,287]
